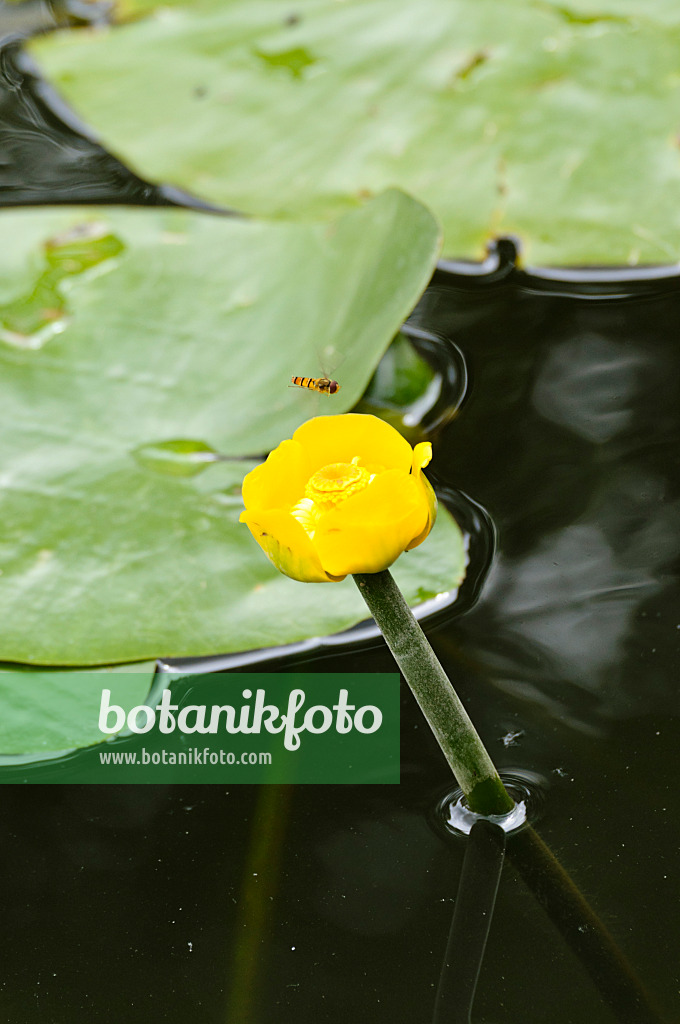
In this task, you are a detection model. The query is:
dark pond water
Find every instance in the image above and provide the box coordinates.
[1,8,679,1023]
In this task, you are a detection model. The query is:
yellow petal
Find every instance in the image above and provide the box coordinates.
[314,470,429,576]
[241,439,311,513]
[406,442,437,550]
[239,415,438,582]
[293,413,413,474]
[239,508,343,582]
[413,441,432,472]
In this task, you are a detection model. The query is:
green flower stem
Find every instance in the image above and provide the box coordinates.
[353,569,514,816]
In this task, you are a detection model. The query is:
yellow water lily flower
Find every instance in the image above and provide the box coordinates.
[239,414,437,582]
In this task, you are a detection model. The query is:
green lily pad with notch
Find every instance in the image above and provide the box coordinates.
[0,192,468,666]
[28,0,680,265]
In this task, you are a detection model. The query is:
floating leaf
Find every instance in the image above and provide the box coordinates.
[28,0,680,264]
[0,665,156,759]
[0,193,461,666]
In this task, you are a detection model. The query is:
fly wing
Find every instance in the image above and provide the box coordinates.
[318,344,344,396]
[288,345,344,411]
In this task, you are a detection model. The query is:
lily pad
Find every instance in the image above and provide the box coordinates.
[0,193,465,666]
[0,665,156,759]
[28,0,680,264]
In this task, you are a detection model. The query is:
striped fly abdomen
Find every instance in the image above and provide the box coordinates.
[290,375,341,395]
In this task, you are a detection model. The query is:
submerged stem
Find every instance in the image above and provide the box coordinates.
[355,572,665,1022]
[353,569,513,816]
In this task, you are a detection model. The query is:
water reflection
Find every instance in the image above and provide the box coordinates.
[313,808,441,935]
[532,333,646,443]
[421,273,680,735]
[482,480,680,716]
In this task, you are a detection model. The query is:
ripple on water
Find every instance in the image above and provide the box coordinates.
[435,769,548,839]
